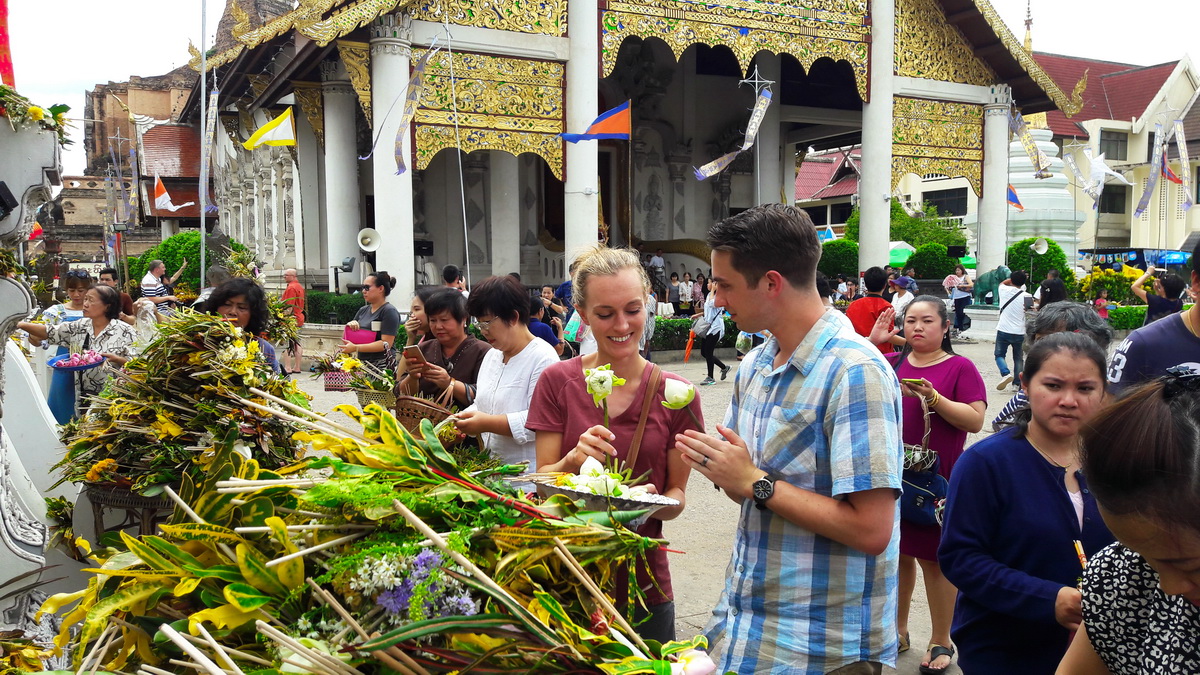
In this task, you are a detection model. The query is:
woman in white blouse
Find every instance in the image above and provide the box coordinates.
[453,275,559,470]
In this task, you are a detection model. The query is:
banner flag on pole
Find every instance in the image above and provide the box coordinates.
[694,88,773,180]
[1008,110,1053,179]
[127,147,139,223]
[242,107,296,149]
[0,0,14,87]
[109,141,130,223]
[1134,123,1165,218]
[561,101,632,142]
[1176,119,1193,211]
[27,221,42,241]
[1161,148,1183,184]
[1007,184,1025,211]
[394,47,437,175]
[204,88,220,159]
[154,173,195,213]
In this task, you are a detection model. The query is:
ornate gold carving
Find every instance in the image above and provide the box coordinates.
[971,0,1086,116]
[336,40,373,123]
[415,126,564,179]
[408,0,567,37]
[220,114,241,145]
[600,6,870,100]
[188,40,244,71]
[292,83,326,149]
[892,96,984,196]
[237,0,338,49]
[230,0,253,41]
[299,0,405,47]
[410,48,565,177]
[895,0,996,86]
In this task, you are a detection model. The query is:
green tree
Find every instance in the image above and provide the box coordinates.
[128,231,246,296]
[817,239,859,278]
[905,243,958,281]
[842,199,967,249]
[1006,237,1074,290]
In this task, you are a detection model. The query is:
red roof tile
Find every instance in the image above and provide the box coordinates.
[813,174,860,199]
[795,157,839,200]
[141,124,202,178]
[1103,62,1177,122]
[1030,53,1179,139]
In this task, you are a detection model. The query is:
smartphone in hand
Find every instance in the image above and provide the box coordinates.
[402,344,427,364]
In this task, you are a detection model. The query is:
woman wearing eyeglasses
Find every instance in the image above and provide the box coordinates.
[399,288,491,407]
[450,276,559,470]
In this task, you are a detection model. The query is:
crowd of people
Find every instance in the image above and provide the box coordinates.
[16,206,1200,675]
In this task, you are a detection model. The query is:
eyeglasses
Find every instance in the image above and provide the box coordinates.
[473,317,498,332]
[66,270,91,279]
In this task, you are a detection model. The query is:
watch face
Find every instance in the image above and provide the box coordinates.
[753,477,773,501]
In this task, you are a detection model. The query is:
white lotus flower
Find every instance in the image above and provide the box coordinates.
[661,379,696,410]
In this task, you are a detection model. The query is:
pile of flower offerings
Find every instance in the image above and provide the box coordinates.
[54,311,311,494]
[39,399,717,674]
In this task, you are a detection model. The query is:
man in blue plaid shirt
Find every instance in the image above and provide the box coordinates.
[675,204,903,674]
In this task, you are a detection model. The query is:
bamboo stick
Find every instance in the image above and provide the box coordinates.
[235,395,371,446]
[215,478,321,487]
[264,532,365,568]
[247,387,372,442]
[228,499,328,518]
[551,537,651,655]
[234,523,373,534]
[140,665,180,675]
[175,632,273,667]
[167,660,236,675]
[304,579,427,675]
[255,621,362,675]
[196,623,245,675]
[158,623,226,675]
[77,624,116,675]
[162,486,237,560]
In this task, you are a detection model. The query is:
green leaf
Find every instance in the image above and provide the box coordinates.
[157,523,244,548]
[223,582,274,611]
[183,564,244,583]
[235,544,287,597]
[79,582,165,652]
[141,535,204,568]
[235,496,276,528]
[118,531,177,571]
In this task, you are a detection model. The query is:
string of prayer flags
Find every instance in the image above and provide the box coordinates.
[695,89,773,180]
[1134,123,1165,218]
[1009,110,1053,179]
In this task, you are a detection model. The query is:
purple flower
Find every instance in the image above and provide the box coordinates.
[412,549,441,574]
[377,580,413,614]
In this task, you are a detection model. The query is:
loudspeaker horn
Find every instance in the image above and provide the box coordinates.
[358,228,381,252]
[1030,237,1049,256]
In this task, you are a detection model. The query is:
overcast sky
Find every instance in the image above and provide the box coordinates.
[9,0,1199,175]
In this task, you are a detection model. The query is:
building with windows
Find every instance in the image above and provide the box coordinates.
[1032,52,1200,251]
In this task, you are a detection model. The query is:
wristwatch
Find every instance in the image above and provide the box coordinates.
[752,474,775,511]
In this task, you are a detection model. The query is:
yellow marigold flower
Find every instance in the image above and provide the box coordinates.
[85,458,118,482]
[27,106,45,122]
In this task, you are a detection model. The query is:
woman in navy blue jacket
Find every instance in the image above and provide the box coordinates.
[939,333,1115,674]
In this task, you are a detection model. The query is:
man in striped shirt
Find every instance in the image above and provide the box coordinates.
[140,259,180,314]
[675,204,903,674]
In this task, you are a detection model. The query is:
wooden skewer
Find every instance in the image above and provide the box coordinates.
[255,621,362,675]
[78,624,116,675]
[215,478,321,487]
[228,499,328,518]
[175,631,273,667]
[140,665,181,675]
[304,579,427,675]
[215,486,309,494]
[234,523,373,533]
[167,660,236,675]
[158,623,227,675]
[551,537,651,655]
[264,532,365,568]
[236,395,372,446]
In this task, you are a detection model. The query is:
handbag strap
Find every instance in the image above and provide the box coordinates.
[915,393,932,451]
[436,383,455,408]
[624,364,663,472]
[999,289,1022,314]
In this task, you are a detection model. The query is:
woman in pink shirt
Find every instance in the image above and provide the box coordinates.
[527,245,703,644]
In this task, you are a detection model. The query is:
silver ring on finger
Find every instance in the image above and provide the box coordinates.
[701,455,710,468]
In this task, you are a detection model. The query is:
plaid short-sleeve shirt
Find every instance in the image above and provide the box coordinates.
[705,310,903,674]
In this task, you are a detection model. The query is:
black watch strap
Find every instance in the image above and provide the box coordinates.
[752,475,775,511]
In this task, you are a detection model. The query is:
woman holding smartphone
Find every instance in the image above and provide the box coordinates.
[889,296,986,674]
[399,288,490,406]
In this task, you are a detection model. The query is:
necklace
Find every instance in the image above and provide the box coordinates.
[909,349,948,367]
[1186,307,1200,339]
[1027,436,1077,470]
[438,338,470,374]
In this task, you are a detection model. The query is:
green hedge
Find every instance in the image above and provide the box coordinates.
[906,243,958,280]
[649,317,737,351]
[306,291,367,325]
[818,239,860,278]
[1106,304,1195,330]
[128,231,246,296]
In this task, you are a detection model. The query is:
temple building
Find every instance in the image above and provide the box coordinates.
[175,0,1087,298]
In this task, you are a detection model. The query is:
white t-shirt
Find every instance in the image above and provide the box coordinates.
[996,284,1030,335]
[891,291,914,316]
[649,255,665,268]
[463,337,559,469]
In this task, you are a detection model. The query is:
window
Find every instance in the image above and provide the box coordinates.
[1099,131,1128,161]
[1099,186,1127,214]
[923,187,969,217]
[830,201,853,223]
[803,206,828,226]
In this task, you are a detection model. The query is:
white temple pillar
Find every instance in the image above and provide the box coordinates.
[160,219,179,240]
[563,0,599,264]
[979,86,1013,273]
[858,0,895,273]
[489,152,521,276]
[371,13,416,302]
[755,53,782,205]
[321,61,363,292]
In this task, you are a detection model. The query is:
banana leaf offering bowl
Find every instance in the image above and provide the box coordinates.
[529,474,679,528]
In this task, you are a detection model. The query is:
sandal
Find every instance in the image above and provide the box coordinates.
[919,643,955,674]
[898,632,910,653]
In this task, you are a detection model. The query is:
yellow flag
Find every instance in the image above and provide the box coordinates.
[243,107,296,149]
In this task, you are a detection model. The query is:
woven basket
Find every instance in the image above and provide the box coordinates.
[84,483,174,510]
[393,394,452,433]
[353,387,398,410]
[323,370,351,392]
